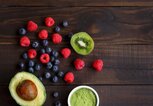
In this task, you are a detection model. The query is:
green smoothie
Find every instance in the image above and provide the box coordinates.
[70,88,97,106]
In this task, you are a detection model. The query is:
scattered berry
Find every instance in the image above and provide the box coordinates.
[52,76,58,83]
[22,52,28,60]
[40,53,50,64]
[20,36,30,47]
[50,56,55,62]
[54,26,61,32]
[54,101,62,106]
[57,71,64,78]
[45,47,52,54]
[32,41,39,48]
[67,32,73,39]
[28,67,34,73]
[45,17,55,27]
[60,48,71,59]
[27,21,38,32]
[18,62,25,69]
[73,59,85,71]
[40,48,46,54]
[64,72,74,84]
[28,49,37,59]
[52,33,62,44]
[42,40,49,47]
[38,29,48,39]
[18,28,26,35]
[52,65,59,72]
[35,64,41,71]
[28,60,35,67]
[38,76,43,81]
[92,59,103,72]
[52,92,59,98]
[62,20,68,27]
[51,50,59,58]
[45,72,51,79]
[54,59,60,65]
[46,62,52,69]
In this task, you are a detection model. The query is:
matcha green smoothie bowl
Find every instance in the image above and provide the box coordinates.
[68,86,99,106]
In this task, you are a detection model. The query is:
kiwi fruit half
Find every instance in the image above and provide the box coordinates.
[70,32,94,55]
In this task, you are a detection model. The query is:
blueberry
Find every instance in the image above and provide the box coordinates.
[42,40,49,47]
[18,62,25,69]
[62,20,68,27]
[22,52,28,60]
[38,76,43,81]
[32,41,39,48]
[45,72,51,79]
[35,64,41,71]
[40,48,46,54]
[54,101,62,106]
[46,47,52,54]
[51,50,59,58]
[28,67,34,73]
[54,59,60,65]
[52,76,58,83]
[57,71,64,78]
[47,62,52,69]
[52,65,59,72]
[28,60,35,67]
[52,91,59,98]
[67,32,73,39]
[18,28,26,35]
[50,56,55,62]
[54,26,61,32]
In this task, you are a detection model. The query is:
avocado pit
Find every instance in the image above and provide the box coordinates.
[16,80,38,101]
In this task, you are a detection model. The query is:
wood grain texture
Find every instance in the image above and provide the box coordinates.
[1,85,153,106]
[0,0,153,6]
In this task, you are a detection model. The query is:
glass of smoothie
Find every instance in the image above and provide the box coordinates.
[68,85,99,106]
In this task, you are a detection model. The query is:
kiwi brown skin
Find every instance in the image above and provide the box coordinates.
[70,32,94,55]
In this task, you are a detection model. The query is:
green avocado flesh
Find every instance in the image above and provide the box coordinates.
[9,72,46,106]
[70,32,94,55]
[70,88,97,106]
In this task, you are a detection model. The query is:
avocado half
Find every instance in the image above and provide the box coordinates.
[70,32,94,55]
[9,72,46,106]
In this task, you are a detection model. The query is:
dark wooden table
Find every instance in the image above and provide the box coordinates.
[1,0,153,106]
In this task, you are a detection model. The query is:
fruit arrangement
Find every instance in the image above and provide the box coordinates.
[9,17,104,106]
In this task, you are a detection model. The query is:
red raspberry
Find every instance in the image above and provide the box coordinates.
[27,21,38,32]
[38,29,48,39]
[92,59,103,72]
[20,36,30,47]
[74,59,85,71]
[60,48,71,59]
[40,53,50,64]
[52,33,62,44]
[28,49,37,59]
[64,72,74,84]
[45,17,55,27]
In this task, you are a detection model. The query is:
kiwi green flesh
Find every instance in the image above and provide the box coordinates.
[71,32,94,55]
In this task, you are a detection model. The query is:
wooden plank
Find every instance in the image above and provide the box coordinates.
[1,0,153,6]
[0,44,153,85]
[1,85,153,106]
[1,7,153,45]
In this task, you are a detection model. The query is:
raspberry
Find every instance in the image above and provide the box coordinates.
[73,59,85,71]
[45,17,55,27]
[64,72,74,84]
[52,33,62,44]
[20,36,30,47]
[38,29,48,39]
[40,53,50,64]
[60,48,71,59]
[28,49,37,59]
[27,21,38,32]
[92,59,103,72]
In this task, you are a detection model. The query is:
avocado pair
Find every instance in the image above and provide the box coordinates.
[70,32,94,55]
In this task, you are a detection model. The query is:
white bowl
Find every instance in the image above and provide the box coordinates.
[68,85,99,106]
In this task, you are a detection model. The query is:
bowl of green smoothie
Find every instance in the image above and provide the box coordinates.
[68,85,99,106]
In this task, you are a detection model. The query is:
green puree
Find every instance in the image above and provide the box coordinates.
[70,88,97,106]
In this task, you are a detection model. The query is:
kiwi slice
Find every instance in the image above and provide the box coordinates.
[70,32,94,55]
